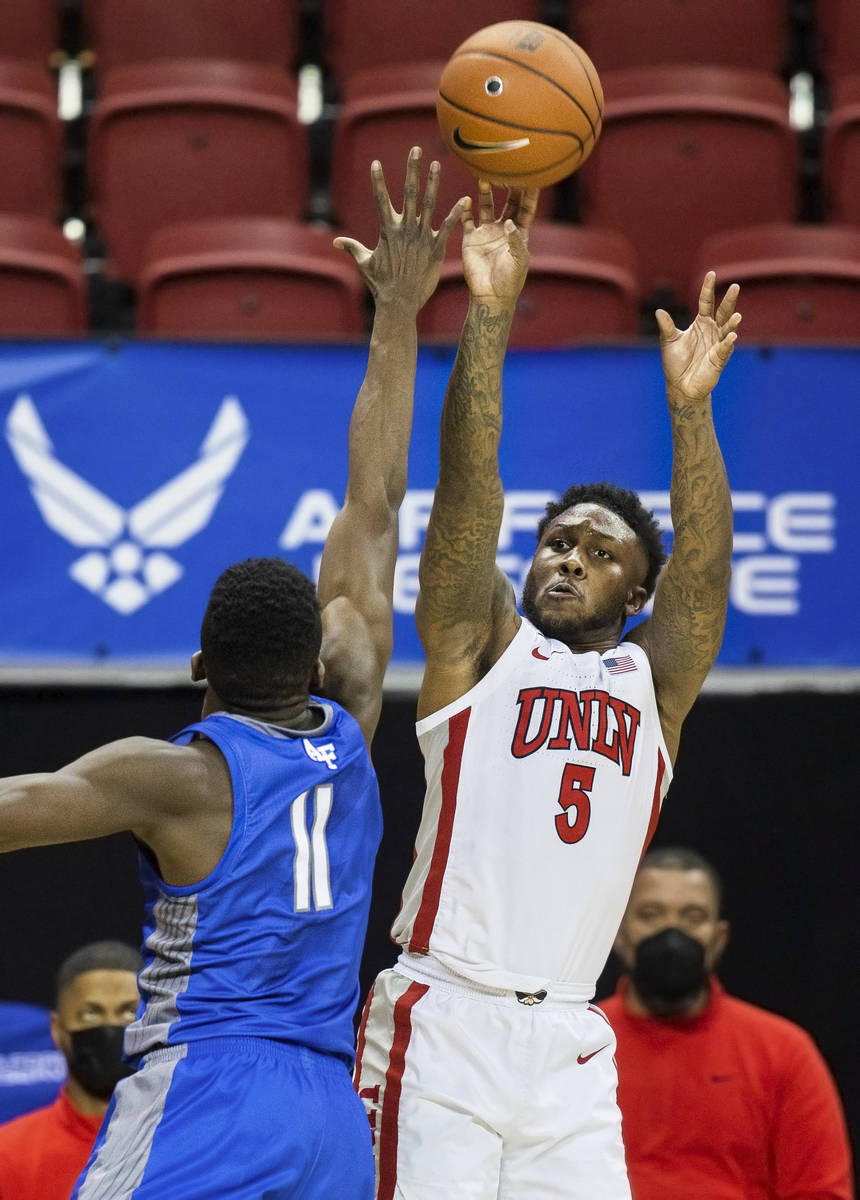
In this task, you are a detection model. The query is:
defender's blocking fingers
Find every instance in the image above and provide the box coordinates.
[422,160,441,223]
[402,146,422,222]
[371,159,395,226]
[438,196,469,243]
[333,236,371,266]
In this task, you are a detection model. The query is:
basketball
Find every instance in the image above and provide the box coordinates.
[436,21,604,189]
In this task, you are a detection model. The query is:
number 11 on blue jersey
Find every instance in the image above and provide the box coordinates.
[290,784,333,913]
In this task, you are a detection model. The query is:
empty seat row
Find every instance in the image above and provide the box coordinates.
[4,214,860,343]
[0,1,857,81]
[130,220,860,344]
[95,63,860,297]
[3,57,860,305]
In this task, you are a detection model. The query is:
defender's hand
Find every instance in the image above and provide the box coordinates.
[460,181,538,307]
[657,272,742,404]
[334,146,466,313]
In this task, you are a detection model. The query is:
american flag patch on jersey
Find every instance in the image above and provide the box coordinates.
[604,654,637,674]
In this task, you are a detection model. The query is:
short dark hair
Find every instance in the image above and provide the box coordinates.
[56,941,142,1003]
[200,557,322,710]
[639,846,724,914]
[537,482,667,598]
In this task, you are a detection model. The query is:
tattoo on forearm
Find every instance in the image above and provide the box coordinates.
[421,304,513,632]
[656,404,733,673]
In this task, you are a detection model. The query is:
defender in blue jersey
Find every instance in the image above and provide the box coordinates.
[0,149,466,1199]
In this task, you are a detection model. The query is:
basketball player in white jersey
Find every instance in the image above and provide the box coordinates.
[354,182,741,1199]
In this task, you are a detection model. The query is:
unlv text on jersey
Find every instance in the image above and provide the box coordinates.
[511,687,641,775]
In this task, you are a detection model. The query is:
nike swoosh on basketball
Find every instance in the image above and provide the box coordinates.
[452,126,531,153]
[577,1045,611,1065]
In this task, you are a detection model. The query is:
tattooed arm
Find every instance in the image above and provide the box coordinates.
[416,184,538,719]
[627,272,741,761]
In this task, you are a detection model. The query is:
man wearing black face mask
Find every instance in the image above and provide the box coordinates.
[0,941,141,1200]
[600,847,853,1200]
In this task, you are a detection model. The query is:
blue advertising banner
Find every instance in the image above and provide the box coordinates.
[0,341,853,674]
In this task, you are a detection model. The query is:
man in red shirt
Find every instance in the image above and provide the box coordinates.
[0,941,141,1200]
[601,846,854,1200]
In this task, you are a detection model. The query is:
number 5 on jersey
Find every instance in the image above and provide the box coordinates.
[555,763,594,844]
[290,784,333,912]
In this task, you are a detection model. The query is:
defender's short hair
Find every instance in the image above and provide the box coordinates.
[56,941,142,1003]
[639,846,724,914]
[200,557,321,710]
[537,482,667,598]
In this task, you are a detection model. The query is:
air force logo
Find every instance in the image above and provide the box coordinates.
[303,739,338,771]
[4,394,249,614]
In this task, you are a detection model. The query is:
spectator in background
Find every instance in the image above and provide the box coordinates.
[601,847,853,1199]
[0,1000,65,1124]
[0,940,141,1200]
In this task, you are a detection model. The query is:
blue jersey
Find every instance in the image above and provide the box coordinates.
[124,702,382,1068]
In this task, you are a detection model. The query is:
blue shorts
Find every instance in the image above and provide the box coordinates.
[72,1036,374,1199]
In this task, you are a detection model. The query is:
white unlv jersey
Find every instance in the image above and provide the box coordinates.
[392,617,672,997]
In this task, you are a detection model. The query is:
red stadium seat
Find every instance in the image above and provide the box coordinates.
[0,215,86,333]
[569,0,789,73]
[0,1,59,66]
[691,224,860,339]
[330,63,554,252]
[823,76,860,224]
[88,60,308,282]
[419,224,641,345]
[578,67,798,301]
[137,218,367,338]
[816,0,860,82]
[82,0,299,73]
[0,60,62,220]
[323,0,542,83]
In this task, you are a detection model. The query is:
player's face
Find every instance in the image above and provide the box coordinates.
[614,868,729,972]
[521,504,648,644]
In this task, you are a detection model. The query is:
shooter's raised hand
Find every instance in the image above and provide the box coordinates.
[657,272,742,403]
[334,146,466,313]
[460,180,539,307]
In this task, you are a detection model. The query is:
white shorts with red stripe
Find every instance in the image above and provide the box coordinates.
[354,955,631,1200]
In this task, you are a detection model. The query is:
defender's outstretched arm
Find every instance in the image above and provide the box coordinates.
[317,148,465,745]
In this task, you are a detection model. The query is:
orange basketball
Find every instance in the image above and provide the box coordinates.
[436,21,603,189]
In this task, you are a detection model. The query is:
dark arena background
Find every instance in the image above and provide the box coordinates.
[0,0,858,1186]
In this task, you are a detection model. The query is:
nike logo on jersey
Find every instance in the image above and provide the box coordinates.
[577,1044,611,1065]
[531,647,565,661]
